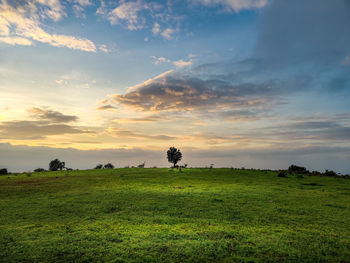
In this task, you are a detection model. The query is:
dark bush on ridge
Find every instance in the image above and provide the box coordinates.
[324,170,337,177]
[278,170,288,177]
[94,164,103,169]
[288,165,309,174]
[34,168,46,172]
[311,171,322,176]
[104,163,114,169]
[0,168,8,175]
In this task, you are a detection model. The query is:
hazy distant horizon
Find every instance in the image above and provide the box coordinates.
[1,143,349,174]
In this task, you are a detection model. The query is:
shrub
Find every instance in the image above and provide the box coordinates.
[288,164,309,174]
[324,170,337,177]
[137,162,145,168]
[104,163,114,169]
[94,164,103,169]
[277,170,288,177]
[311,170,322,176]
[0,168,8,175]
[34,168,46,172]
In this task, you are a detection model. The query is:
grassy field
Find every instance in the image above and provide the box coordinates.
[0,168,349,262]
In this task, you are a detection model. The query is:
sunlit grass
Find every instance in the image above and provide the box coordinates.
[0,168,349,262]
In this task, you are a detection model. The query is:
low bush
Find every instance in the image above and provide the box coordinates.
[324,170,337,177]
[288,164,309,174]
[277,170,288,177]
[34,168,46,172]
[94,164,103,169]
[0,168,8,175]
[104,163,114,169]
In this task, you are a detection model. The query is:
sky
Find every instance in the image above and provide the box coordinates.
[0,0,350,173]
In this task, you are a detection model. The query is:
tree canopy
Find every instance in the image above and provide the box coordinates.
[167,147,182,168]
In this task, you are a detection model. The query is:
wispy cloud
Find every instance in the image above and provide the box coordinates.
[0,36,33,46]
[192,0,269,12]
[28,107,79,123]
[108,0,148,30]
[107,127,177,140]
[0,121,93,140]
[96,105,118,111]
[161,28,175,40]
[173,59,193,68]
[0,0,97,52]
[0,107,93,140]
[151,56,171,65]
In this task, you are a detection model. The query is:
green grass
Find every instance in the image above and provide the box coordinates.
[0,168,349,262]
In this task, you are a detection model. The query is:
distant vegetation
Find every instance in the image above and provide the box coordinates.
[104,163,114,169]
[94,164,103,169]
[277,164,345,178]
[1,149,349,178]
[34,168,46,172]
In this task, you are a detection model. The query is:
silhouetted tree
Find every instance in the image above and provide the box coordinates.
[0,168,8,175]
[49,159,65,171]
[167,147,182,168]
[94,164,103,169]
[104,163,114,169]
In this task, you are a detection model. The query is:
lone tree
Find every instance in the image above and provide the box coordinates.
[167,147,182,168]
[49,159,65,171]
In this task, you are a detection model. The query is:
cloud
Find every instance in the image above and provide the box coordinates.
[151,56,171,65]
[95,105,118,111]
[0,36,33,46]
[0,0,97,52]
[152,22,160,35]
[107,127,177,140]
[109,70,283,112]
[192,0,269,12]
[72,4,86,18]
[173,59,193,68]
[0,121,93,140]
[73,0,92,6]
[256,0,350,66]
[108,0,148,30]
[161,28,175,40]
[99,44,113,53]
[0,107,94,140]
[28,107,79,123]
